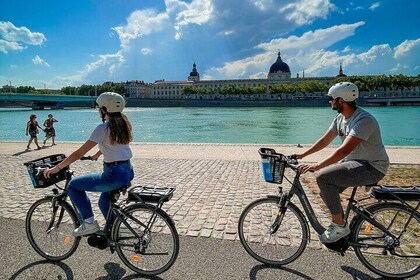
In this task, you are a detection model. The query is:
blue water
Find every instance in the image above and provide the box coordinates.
[1,107,419,146]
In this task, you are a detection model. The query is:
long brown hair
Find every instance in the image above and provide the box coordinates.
[106,112,133,144]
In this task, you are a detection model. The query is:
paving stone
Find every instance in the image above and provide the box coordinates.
[0,143,335,248]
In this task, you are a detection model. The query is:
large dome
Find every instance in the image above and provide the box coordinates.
[269,52,290,74]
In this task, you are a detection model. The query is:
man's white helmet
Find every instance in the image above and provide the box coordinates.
[328,82,359,102]
[96,92,126,113]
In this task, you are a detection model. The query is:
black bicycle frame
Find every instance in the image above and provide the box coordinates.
[284,173,326,234]
[283,172,403,243]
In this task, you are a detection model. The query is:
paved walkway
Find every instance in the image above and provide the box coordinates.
[1,142,419,247]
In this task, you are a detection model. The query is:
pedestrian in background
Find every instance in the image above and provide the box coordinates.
[43,114,59,146]
[25,114,42,150]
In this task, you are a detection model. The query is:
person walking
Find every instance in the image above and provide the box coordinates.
[25,114,42,150]
[43,92,134,236]
[43,114,59,146]
[295,82,389,243]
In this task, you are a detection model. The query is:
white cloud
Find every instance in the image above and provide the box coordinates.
[170,0,213,39]
[342,46,351,52]
[0,39,26,54]
[280,0,335,25]
[0,21,46,45]
[10,65,17,70]
[369,2,381,11]
[358,44,392,63]
[394,39,420,58]
[204,22,419,79]
[253,0,272,11]
[257,22,365,52]
[205,22,365,79]
[32,55,50,67]
[48,51,125,88]
[0,21,45,54]
[141,48,153,55]
[112,9,169,48]
[84,51,125,76]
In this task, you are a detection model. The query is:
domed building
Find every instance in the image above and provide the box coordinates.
[129,52,342,100]
[188,62,200,82]
[267,52,291,80]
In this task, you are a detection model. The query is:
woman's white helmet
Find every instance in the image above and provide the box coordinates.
[96,92,126,113]
[328,82,359,102]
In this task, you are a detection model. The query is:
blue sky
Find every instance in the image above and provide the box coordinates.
[1,0,419,89]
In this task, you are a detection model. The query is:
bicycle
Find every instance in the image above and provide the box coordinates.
[24,154,179,276]
[238,148,420,279]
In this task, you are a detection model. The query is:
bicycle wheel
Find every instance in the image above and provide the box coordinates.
[238,197,308,265]
[352,203,420,278]
[26,197,80,261]
[112,203,179,276]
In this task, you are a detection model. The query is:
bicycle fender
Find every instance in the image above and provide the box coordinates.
[350,202,419,232]
[125,203,176,226]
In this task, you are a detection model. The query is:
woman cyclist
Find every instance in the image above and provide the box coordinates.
[44,92,134,236]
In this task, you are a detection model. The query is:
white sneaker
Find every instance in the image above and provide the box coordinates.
[319,222,351,243]
[73,221,100,237]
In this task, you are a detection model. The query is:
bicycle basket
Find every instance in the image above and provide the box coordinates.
[24,154,68,188]
[259,148,286,184]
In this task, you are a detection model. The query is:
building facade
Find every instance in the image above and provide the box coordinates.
[125,52,391,100]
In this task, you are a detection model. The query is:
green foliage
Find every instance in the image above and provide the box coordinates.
[5,75,420,96]
[333,75,420,91]
[60,82,127,96]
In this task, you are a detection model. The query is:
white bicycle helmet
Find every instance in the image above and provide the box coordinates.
[96,92,125,113]
[328,82,359,102]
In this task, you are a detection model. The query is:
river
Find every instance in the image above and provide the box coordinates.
[1,106,418,146]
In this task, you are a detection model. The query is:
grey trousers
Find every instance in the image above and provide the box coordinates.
[315,160,385,215]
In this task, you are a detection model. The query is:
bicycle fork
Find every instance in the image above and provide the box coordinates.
[270,190,292,234]
[46,194,66,234]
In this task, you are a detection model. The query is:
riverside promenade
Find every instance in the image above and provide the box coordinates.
[1,142,419,279]
[1,142,419,241]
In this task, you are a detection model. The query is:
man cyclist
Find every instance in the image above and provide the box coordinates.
[296,82,389,243]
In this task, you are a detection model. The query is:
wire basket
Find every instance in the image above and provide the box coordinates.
[259,148,287,184]
[24,154,68,188]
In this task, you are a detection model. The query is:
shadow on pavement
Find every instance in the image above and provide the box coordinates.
[9,259,73,280]
[341,266,382,280]
[12,146,51,156]
[249,264,315,280]
[96,262,164,280]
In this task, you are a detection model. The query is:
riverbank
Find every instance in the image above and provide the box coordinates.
[2,141,420,165]
[1,141,419,248]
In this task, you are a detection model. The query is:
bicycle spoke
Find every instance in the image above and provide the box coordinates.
[353,203,420,278]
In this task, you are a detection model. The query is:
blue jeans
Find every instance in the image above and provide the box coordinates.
[68,161,134,221]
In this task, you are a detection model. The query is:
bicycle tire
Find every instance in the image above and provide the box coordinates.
[352,202,420,279]
[26,196,81,261]
[112,203,179,276]
[238,197,308,265]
